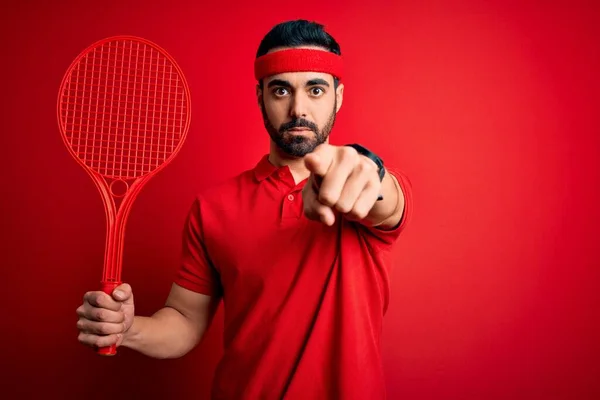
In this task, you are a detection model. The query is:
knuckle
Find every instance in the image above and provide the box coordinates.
[358,208,370,219]
[92,336,102,347]
[82,304,94,318]
[317,209,329,221]
[97,323,110,335]
[349,211,362,221]
[88,322,105,335]
[336,201,352,214]
[79,333,96,347]
[358,159,374,174]
[319,191,336,206]
[85,291,98,303]
[351,207,368,220]
[99,335,116,347]
[95,309,105,321]
[355,164,368,177]
[342,146,356,158]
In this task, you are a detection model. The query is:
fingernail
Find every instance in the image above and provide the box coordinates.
[113,290,124,299]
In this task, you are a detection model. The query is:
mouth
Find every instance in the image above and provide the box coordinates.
[287,128,311,132]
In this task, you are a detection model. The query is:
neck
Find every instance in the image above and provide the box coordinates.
[268,141,311,184]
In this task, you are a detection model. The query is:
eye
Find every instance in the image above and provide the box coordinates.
[310,87,325,97]
[273,87,290,97]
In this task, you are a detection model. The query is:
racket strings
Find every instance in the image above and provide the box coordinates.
[60,40,188,179]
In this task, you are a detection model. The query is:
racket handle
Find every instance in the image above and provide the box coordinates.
[97,280,122,356]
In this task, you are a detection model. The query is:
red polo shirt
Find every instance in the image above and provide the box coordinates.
[175,154,412,400]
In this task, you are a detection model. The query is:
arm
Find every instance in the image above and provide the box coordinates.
[78,197,222,358]
[122,283,220,359]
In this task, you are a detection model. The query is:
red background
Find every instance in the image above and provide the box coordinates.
[2,0,599,398]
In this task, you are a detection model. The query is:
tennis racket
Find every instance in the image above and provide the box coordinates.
[57,36,192,355]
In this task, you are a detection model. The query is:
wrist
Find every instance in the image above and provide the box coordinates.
[121,316,142,348]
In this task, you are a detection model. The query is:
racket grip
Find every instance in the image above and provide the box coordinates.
[97,280,122,356]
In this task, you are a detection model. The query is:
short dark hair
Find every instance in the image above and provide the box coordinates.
[256,20,341,88]
[256,19,341,58]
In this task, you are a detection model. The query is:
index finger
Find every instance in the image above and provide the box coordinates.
[83,291,122,311]
[304,145,334,177]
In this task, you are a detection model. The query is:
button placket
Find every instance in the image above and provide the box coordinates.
[282,188,303,221]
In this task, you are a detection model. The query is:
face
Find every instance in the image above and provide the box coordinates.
[258,69,344,157]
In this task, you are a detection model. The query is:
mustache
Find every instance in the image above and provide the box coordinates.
[279,118,318,133]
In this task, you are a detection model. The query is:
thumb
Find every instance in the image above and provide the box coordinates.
[112,283,133,304]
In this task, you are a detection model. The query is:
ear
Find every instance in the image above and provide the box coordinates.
[256,83,263,108]
[335,83,344,113]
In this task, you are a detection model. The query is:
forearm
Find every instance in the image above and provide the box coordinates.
[363,169,404,229]
[121,307,204,359]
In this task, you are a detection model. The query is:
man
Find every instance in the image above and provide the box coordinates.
[76,19,412,399]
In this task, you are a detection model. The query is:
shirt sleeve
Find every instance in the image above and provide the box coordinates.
[173,197,223,297]
[355,167,413,252]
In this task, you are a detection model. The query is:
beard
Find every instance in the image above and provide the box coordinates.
[261,98,337,157]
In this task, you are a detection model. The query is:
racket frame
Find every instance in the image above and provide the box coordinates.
[57,35,191,356]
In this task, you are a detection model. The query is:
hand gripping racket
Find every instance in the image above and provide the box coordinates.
[57,36,191,355]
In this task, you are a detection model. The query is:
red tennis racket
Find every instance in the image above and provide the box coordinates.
[57,36,191,355]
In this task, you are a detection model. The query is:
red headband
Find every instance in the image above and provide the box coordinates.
[254,48,343,81]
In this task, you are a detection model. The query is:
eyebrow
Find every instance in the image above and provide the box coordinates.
[267,79,292,88]
[267,78,330,89]
[306,78,330,87]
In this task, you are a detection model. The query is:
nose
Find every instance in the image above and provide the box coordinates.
[289,91,308,119]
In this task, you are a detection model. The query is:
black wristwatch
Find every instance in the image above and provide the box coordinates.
[345,143,385,200]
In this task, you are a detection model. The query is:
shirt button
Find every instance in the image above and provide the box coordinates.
[278,170,285,178]
[287,194,294,201]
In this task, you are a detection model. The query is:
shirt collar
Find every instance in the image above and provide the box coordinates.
[253,154,285,182]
